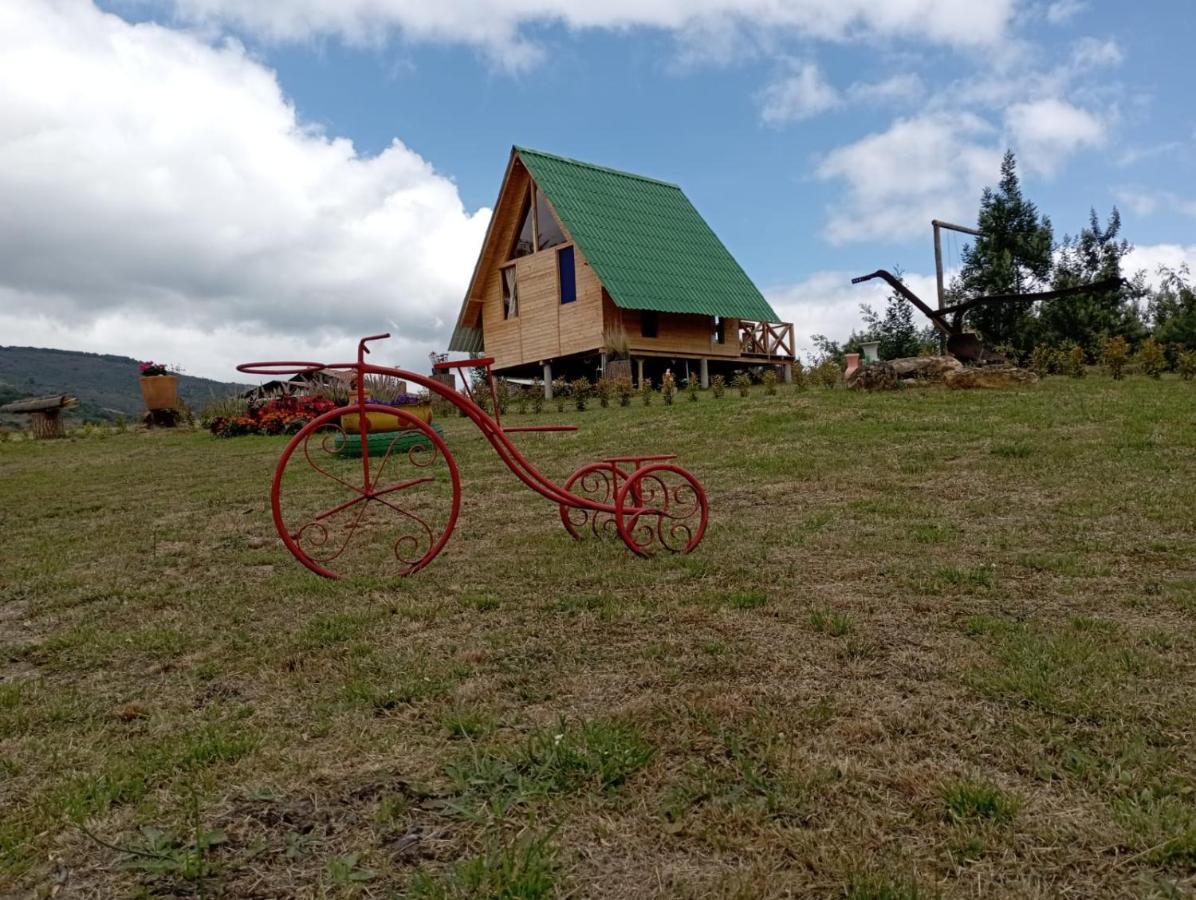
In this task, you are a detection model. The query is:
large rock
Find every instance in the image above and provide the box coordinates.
[848,356,962,390]
[944,366,1039,390]
[890,356,963,378]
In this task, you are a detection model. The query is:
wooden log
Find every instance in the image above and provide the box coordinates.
[0,394,77,414]
[30,409,64,439]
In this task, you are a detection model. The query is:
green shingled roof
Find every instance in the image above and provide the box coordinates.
[514,147,780,323]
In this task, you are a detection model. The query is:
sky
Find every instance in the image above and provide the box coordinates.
[2,0,1194,379]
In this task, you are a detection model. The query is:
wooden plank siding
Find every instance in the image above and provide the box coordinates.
[614,307,744,359]
[472,157,607,370]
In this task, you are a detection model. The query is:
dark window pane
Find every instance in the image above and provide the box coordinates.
[511,192,534,258]
[502,266,517,319]
[558,247,576,304]
[641,311,658,338]
[535,188,566,251]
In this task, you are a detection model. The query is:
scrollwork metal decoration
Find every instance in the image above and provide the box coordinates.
[238,334,710,579]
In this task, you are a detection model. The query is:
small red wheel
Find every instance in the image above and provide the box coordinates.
[270,404,461,579]
[558,462,623,540]
[614,463,709,557]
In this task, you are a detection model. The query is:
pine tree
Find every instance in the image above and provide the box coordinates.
[1149,265,1196,348]
[857,271,937,360]
[1040,207,1142,353]
[951,151,1053,353]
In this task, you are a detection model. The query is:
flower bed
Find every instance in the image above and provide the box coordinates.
[207,395,337,438]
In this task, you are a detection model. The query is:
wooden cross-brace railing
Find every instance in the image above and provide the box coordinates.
[738,320,795,360]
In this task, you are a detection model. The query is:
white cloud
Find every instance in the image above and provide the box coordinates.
[759,66,925,124]
[1114,189,1196,220]
[1068,36,1122,69]
[816,113,1001,244]
[847,73,925,104]
[163,0,1017,70]
[767,269,940,354]
[1005,98,1106,175]
[1124,244,1196,286]
[759,61,841,124]
[0,0,490,381]
[1045,0,1087,24]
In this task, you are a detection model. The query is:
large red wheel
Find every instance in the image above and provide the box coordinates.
[270,404,461,579]
[614,463,708,557]
[558,462,624,540]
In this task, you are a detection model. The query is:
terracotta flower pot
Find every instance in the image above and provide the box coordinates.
[341,403,433,434]
[139,375,178,411]
[844,353,861,379]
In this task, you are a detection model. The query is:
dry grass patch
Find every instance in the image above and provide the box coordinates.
[1,375,1194,896]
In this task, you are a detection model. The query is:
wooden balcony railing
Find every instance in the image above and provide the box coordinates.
[738,320,795,360]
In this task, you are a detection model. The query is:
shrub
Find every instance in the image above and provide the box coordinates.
[1178,350,1196,381]
[495,378,511,415]
[1066,344,1086,378]
[660,371,676,405]
[1102,336,1129,380]
[200,393,249,429]
[570,378,590,412]
[762,369,777,395]
[684,376,699,401]
[710,375,726,399]
[614,377,633,407]
[812,359,841,388]
[530,379,544,414]
[639,378,653,406]
[514,386,529,415]
[552,378,568,412]
[732,371,751,397]
[1027,344,1055,377]
[1136,338,1166,378]
[594,377,612,408]
[792,360,807,390]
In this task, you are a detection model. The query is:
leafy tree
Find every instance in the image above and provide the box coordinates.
[1149,265,1196,348]
[951,151,1053,353]
[1040,207,1143,353]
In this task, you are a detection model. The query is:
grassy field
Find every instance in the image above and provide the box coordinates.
[1,376,1195,898]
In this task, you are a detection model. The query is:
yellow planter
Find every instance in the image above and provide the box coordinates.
[139,375,178,411]
[341,403,432,434]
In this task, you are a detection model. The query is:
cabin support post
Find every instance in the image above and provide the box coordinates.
[699,358,709,389]
[542,362,553,399]
[600,352,608,374]
[782,363,793,384]
[636,358,645,388]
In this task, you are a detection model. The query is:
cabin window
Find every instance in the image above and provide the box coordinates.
[641,311,659,338]
[501,265,518,319]
[535,188,567,251]
[557,247,576,304]
[512,192,534,259]
[713,316,725,344]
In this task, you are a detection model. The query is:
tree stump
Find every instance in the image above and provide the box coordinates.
[1,394,77,439]
[30,409,64,439]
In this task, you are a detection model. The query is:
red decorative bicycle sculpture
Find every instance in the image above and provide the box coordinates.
[238,334,709,579]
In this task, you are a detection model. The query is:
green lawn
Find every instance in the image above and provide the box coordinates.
[1,376,1194,897]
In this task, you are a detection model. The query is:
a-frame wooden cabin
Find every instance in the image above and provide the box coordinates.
[449,147,794,391]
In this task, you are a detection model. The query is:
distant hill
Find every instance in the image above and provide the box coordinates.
[0,347,248,423]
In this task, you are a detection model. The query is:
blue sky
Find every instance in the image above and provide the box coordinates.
[2,0,1194,377]
[261,5,1195,283]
